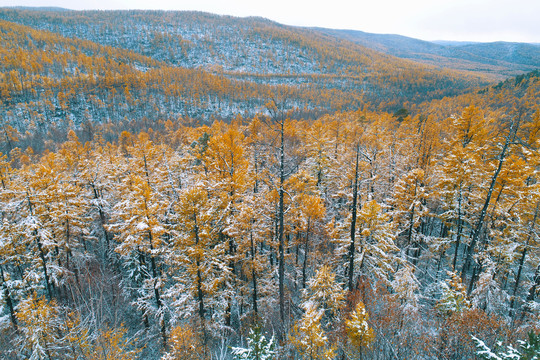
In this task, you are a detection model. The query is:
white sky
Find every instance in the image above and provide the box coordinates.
[1,0,540,43]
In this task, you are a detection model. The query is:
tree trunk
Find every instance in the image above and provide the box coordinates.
[0,265,18,332]
[250,231,258,315]
[225,231,235,328]
[521,263,540,321]
[302,220,311,289]
[26,194,53,300]
[453,184,463,270]
[91,183,111,252]
[194,218,207,345]
[36,235,53,300]
[406,177,419,263]
[348,144,360,291]
[510,203,538,317]
[278,118,286,331]
[462,114,521,292]
[147,229,166,348]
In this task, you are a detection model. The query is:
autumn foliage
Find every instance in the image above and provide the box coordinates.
[0,7,540,360]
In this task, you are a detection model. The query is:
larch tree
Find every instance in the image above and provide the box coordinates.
[462,110,524,294]
[435,107,490,271]
[108,132,169,347]
[286,170,325,289]
[263,100,299,336]
[301,265,345,321]
[16,292,64,360]
[344,301,375,359]
[168,183,224,345]
[289,302,336,360]
[206,123,250,328]
[390,168,430,267]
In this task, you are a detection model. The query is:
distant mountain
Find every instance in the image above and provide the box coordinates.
[320,29,540,79]
[456,42,540,67]
[431,40,480,46]
[9,6,70,12]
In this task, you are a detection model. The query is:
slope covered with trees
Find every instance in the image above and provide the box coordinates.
[0,7,539,360]
[0,18,367,153]
[0,8,490,108]
[1,70,539,359]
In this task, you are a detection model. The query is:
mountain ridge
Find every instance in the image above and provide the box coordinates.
[0,8,490,107]
[320,28,540,79]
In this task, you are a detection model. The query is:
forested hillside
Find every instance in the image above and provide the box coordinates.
[0,18,370,154]
[0,7,539,360]
[0,9,490,106]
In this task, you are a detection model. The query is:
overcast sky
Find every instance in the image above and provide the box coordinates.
[2,0,540,43]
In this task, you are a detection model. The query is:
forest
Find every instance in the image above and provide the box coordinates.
[0,7,540,360]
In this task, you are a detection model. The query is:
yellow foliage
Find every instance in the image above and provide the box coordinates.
[87,324,142,360]
[303,265,345,316]
[345,301,375,349]
[436,271,471,315]
[289,303,336,360]
[16,293,62,359]
[64,311,92,357]
[162,324,207,360]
